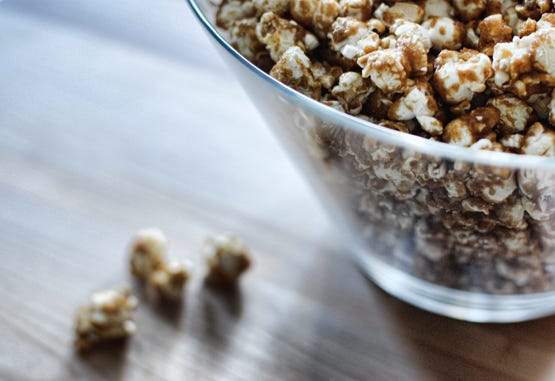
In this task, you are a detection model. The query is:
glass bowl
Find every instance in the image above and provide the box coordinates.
[186,0,555,322]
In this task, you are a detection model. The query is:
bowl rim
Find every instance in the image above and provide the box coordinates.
[186,0,555,170]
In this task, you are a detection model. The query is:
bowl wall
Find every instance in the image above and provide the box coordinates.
[187,0,555,321]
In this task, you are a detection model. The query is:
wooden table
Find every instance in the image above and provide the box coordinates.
[2,1,555,380]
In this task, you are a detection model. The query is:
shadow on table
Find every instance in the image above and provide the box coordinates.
[279,244,555,381]
[73,339,129,380]
[372,283,555,381]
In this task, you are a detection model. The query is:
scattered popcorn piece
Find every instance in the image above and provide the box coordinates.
[331,71,374,114]
[422,17,464,50]
[270,46,322,99]
[433,49,492,104]
[393,21,431,76]
[217,0,256,29]
[149,259,194,300]
[129,228,194,301]
[74,287,138,351]
[256,11,319,62]
[129,228,167,280]
[521,122,555,156]
[203,234,252,286]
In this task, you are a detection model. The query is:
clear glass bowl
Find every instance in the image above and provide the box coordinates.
[186,0,555,322]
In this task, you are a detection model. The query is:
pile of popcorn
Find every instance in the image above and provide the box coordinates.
[217,0,555,152]
[216,0,555,294]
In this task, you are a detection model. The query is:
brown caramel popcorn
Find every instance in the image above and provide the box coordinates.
[203,234,252,286]
[256,11,319,62]
[149,259,194,300]
[217,0,555,296]
[74,287,138,351]
[129,228,193,300]
[129,227,167,279]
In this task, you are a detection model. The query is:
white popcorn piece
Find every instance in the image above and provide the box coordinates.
[203,234,252,286]
[388,86,438,121]
[331,71,374,114]
[422,0,453,18]
[374,2,424,26]
[417,115,444,136]
[328,17,380,60]
[256,12,319,62]
[422,17,464,50]
[521,122,555,157]
[500,133,524,150]
[253,0,290,15]
[358,48,409,93]
[433,49,492,104]
[75,287,138,351]
[339,0,373,21]
[129,227,167,279]
[290,0,340,38]
[270,46,322,99]
[487,94,534,133]
[229,18,268,63]
[443,107,500,146]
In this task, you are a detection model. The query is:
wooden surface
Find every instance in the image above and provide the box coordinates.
[3,1,555,380]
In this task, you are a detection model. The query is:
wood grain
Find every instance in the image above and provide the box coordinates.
[2,1,555,380]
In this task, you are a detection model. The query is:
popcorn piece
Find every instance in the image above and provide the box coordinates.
[229,18,272,70]
[443,106,500,146]
[331,71,374,114]
[375,2,424,26]
[500,133,524,150]
[129,228,167,279]
[328,17,380,60]
[433,49,492,104]
[388,85,438,121]
[256,12,319,62]
[487,94,534,133]
[311,61,343,90]
[203,234,252,286]
[478,14,512,56]
[537,13,555,29]
[422,0,454,18]
[253,0,290,16]
[518,18,537,37]
[452,0,487,21]
[290,0,340,38]
[393,21,432,75]
[491,28,555,87]
[270,46,322,99]
[422,17,464,51]
[521,122,555,156]
[515,0,552,19]
[417,115,444,136]
[358,48,410,93]
[339,0,373,20]
[149,259,194,300]
[74,287,138,351]
[216,0,256,29]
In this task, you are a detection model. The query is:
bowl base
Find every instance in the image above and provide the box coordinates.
[356,249,555,323]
